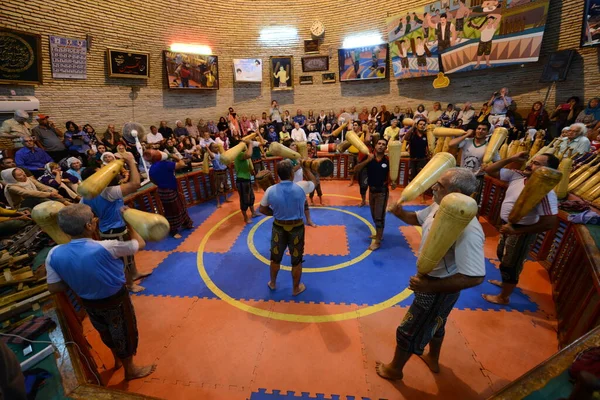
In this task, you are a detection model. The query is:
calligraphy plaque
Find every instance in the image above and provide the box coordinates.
[107,48,150,79]
[0,28,42,85]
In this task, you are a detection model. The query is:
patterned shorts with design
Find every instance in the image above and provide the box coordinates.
[270,222,305,266]
[396,290,460,355]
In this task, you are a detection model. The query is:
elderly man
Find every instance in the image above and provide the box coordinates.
[457,102,475,129]
[0,110,32,149]
[145,125,164,146]
[46,204,156,381]
[482,151,559,305]
[557,123,591,157]
[260,160,314,296]
[32,114,67,162]
[14,136,53,178]
[377,168,485,381]
[383,119,400,142]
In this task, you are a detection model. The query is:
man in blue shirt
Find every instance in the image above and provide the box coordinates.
[47,203,156,381]
[260,160,314,296]
[293,109,307,129]
[14,136,53,178]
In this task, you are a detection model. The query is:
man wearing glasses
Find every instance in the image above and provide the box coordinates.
[14,136,53,178]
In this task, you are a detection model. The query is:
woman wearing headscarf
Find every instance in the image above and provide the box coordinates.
[38,162,79,201]
[525,101,550,131]
[575,98,600,129]
[1,168,66,209]
[66,157,85,182]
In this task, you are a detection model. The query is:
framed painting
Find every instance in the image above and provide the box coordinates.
[164,50,219,90]
[107,48,149,79]
[322,72,336,84]
[233,58,262,82]
[304,39,319,53]
[301,55,329,72]
[0,28,43,85]
[299,76,313,85]
[270,56,293,91]
[582,0,600,47]
[338,44,388,82]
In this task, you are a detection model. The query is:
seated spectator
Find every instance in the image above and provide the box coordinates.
[32,114,68,162]
[404,107,414,120]
[293,109,307,129]
[185,118,199,139]
[428,102,443,124]
[38,162,79,201]
[525,101,550,131]
[198,131,215,148]
[322,123,334,143]
[64,121,91,159]
[240,115,252,135]
[358,107,369,124]
[440,103,457,127]
[476,103,491,125]
[158,121,174,139]
[83,124,98,146]
[102,124,121,150]
[558,123,591,156]
[413,104,428,121]
[575,98,600,129]
[14,136,53,178]
[550,96,582,138]
[217,117,229,133]
[307,125,323,144]
[207,120,218,136]
[384,119,401,141]
[146,125,164,145]
[291,122,307,142]
[163,138,183,159]
[215,131,230,150]
[266,125,279,143]
[1,167,66,209]
[457,103,475,129]
[0,110,32,150]
[279,125,291,141]
[67,157,85,182]
[174,120,188,138]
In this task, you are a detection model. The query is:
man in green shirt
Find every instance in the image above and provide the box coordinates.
[234,140,259,223]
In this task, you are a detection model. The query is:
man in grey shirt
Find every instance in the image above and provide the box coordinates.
[270,100,283,132]
[32,114,68,162]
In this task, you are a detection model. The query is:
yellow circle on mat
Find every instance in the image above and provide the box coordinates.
[196,194,414,323]
[247,206,375,273]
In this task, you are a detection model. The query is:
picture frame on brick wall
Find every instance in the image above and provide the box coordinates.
[581,0,600,47]
[322,72,336,84]
[301,56,329,72]
[304,39,319,54]
[299,76,313,85]
[164,51,219,90]
[107,48,149,79]
[0,28,43,85]
[270,56,293,91]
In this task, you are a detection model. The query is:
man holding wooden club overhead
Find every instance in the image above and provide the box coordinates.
[482,151,560,306]
[377,167,485,381]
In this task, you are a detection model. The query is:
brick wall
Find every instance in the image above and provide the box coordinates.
[0,0,596,130]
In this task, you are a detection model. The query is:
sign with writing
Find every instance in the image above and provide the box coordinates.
[0,28,42,84]
[49,35,87,79]
[107,48,150,79]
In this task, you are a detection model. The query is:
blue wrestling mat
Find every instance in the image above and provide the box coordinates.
[137,204,539,313]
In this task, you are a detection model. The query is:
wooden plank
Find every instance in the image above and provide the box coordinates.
[0,284,47,307]
[0,291,51,321]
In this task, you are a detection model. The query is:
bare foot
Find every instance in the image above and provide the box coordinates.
[125,364,157,381]
[418,352,440,373]
[488,279,502,288]
[173,233,182,239]
[217,203,222,208]
[482,293,509,305]
[293,283,306,296]
[310,201,315,206]
[251,213,259,218]
[114,358,122,370]
[132,271,152,281]
[245,219,252,225]
[267,281,276,291]
[359,202,366,207]
[348,182,354,187]
[375,361,403,380]
[368,241,381,251]
[128,283,145,293]
[307,221,317,227]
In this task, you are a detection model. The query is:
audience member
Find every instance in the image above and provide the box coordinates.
[32,114,68,162]
[525,101,550,131]
[0,110,32,149]
[174,120,188,138]
[158,121,174,139]
[102,124,121,150]
[146,125,164,145]
[291,122,307,142]
[558,123,591,156]
[14,136,54,178]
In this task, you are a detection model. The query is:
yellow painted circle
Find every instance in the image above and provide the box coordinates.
[195,194,414,322]
[247,206,375,272]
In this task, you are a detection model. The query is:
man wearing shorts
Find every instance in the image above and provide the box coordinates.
[260,160,314,296]
[234,139,259,224]
[471,15,501,68]
[377,168,485,381]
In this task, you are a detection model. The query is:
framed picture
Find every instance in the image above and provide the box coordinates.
[301,56,329,72]
[107,48,149,79]
[582,0,600,47]
[338,44,388,82]
[322,72,336,84]
[270,56,293,91]
[0,28,43,85]
[304,39,319,53]
[164,51,219,90]
[299,76,313,85]
[233,58,262,82]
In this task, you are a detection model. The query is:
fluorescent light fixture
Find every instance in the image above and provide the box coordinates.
[259,27,298,43]
[342,33,383,49]
[170,43,212,55]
